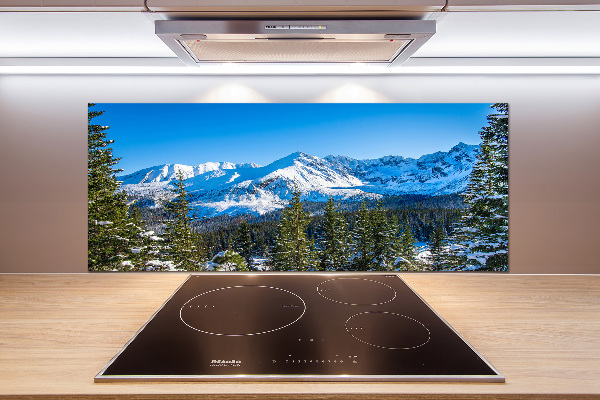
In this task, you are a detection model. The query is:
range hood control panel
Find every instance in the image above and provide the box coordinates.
[265,25,327,30]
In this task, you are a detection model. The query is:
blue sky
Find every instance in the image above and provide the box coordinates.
[91,103,495,175]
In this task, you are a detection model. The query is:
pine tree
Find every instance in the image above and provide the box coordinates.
[272,190,317,271]
[397,222,418,269]
[88,103,142,271]
[164,170,205,271]
[234,219,254,267]
[318,198,351,271]
[428,224,447,271]
[123,205,151,271]
[451,103,509,271]
[211,250,248,271]
[370,202,396,270]
[129,202,172,271]
[351,201,374,271]
[140,230,169,271]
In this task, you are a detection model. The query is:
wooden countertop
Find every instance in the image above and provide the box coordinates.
[0,273,598,400]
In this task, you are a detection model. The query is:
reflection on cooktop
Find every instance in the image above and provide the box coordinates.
[95,274,504,382]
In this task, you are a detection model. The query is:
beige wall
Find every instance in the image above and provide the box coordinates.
[0,73,599,274]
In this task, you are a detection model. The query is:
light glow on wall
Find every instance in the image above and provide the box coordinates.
[314,83,391,103]
[197,83,270,103]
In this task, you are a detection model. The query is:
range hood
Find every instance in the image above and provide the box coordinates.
[155,20,435,67]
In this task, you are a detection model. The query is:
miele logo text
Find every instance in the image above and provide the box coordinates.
[210,359,242,367]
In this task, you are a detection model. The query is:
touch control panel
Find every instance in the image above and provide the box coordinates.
[279,355,359,365]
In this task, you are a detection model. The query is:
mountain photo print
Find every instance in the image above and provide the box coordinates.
[88,103,508,272]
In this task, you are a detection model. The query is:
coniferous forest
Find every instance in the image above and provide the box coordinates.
[88,103,508,272]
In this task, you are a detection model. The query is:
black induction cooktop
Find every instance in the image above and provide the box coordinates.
[95,274,504,382]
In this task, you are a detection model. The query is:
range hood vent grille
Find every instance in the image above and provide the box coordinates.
[156,20,435,67]
[182,39,411,63]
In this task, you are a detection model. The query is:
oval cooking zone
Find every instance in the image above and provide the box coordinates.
[345,311,431,350]
[180,285,306,336]
[316,277,397,305]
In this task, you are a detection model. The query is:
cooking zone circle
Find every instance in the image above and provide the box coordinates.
[345,311,431,350]
[180,286,306,336]
[316,278,397,305]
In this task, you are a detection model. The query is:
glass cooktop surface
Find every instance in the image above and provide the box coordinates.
[95,274,504,382]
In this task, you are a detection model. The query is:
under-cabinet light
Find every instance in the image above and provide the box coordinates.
[0,58,599,75]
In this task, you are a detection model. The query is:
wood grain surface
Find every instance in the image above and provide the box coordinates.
[0,273,598,400]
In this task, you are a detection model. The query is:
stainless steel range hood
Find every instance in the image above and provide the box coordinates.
[155,20,435,67]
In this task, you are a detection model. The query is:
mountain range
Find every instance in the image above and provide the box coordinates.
[118,142,478,216]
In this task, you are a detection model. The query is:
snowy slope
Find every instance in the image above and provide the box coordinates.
[118,162,261,198]
[329,142,478,196]
[119,143,478,216]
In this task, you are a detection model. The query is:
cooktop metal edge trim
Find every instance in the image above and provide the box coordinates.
[394,275,505,383]
[95,373,505,383]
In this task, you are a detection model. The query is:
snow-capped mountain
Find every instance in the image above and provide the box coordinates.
[327,141,478,196]
[118,143,478,216]
[117,161,262,199]
[119,161,261,186]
